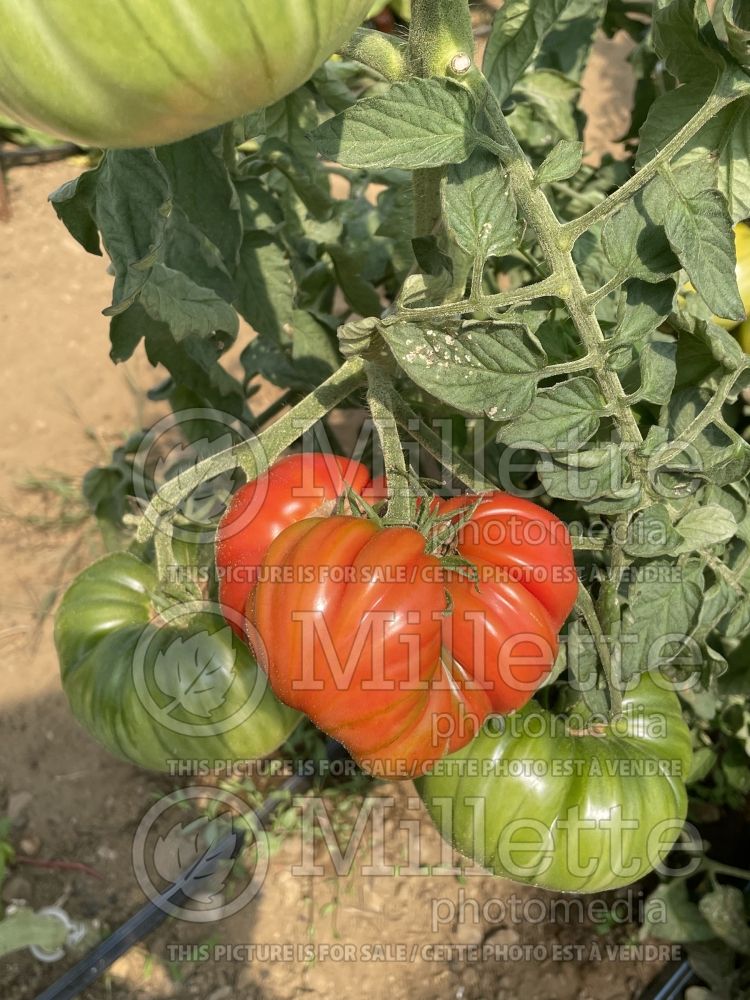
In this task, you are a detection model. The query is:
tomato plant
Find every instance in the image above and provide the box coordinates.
[36,0,750,935]
[416,672,692,893]
[216,452,375,635]
[55,552,299,771]
[0,0,373,148]
[249,492,577,776]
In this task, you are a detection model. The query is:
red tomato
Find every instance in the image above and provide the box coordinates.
[216,453,372,635]
[249,492,578,777]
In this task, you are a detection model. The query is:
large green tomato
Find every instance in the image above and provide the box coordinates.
[0,0,372,148]
[416,673,692,893]
[55,552,299,771]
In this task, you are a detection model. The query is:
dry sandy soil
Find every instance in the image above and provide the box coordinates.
[0,27,663,1000]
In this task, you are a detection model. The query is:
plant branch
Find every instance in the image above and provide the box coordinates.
[575,581,622,714]
[136,357,367,544]
[390,392,494,493]
[366,364,412,524]
[394,273,561,322]
[561,90,740,241]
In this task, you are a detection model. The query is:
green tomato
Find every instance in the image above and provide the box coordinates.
[54,552,299,771]
[0,0,372,148]
[416,673,692,893]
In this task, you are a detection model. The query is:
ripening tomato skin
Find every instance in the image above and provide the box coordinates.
[249,492,578,777]
[216,453,373,636]
[54,552,299,771]
[416,672,692,893]
[0,0,372,148]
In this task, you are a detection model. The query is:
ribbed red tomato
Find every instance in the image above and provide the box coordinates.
[216,452,374,636]
[249,492,578,777]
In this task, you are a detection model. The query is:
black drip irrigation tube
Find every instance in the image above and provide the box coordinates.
[32,740,349,1000]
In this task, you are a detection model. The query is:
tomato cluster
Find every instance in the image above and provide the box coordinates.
[217,454,578,776]
[54,453,692,892]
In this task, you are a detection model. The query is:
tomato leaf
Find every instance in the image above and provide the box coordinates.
[496,376,606,451]
[311,78,478,170]
[483,0,572,104]
[382,321,546,419]
[442,150,522,259]
[534,139,583,186]
[664,187,745,321]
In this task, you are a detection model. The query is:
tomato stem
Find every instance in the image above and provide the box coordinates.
[390,391,493,493]
[575,581,623,715]
[136,357,367,545]
[366,363,413,525]
[341,28,408,82]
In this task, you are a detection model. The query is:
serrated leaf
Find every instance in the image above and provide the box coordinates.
[382,322,546,419]
[495,376,605,451]
[642,881,714,943]
[156,129,242,269]
[603,199,680,283]
[638,339,677,404]
[483,0,573,103]
[652,0,726,83]
[442,150,521,258]
[311,78,477,170]
[535,139,583,185]
[638,84,750,222]
[612,279,677,348]
[664,188,744,321]
[139,263,238,342]
[512,70,580,140]
[539,443,640,507]
[674,504,738,553]
[699,886,750,955]
[621,560,704,678]
[624,505,682,557]
[235,235,295,339]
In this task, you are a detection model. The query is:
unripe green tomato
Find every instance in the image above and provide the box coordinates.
[54,552,299,771]
[416,673,692,893]
[681,221,750,329]
[0,0,372,148]
[736,318,750,354]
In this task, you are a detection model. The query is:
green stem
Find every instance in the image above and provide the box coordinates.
[136,357,367,543]
[477,81,644,447]
[390,392,493,493]
[409,0,474,79]
[659,368,747,465]
[394,273,561,322]
[366,364,412,524]
[576,581,622,714]
[341,28,408,81]
[562,91,740,241]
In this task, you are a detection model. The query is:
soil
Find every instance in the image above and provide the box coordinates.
[0,29,661,1000]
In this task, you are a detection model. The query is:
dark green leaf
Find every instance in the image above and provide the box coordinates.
[139,263,238,342]
[442,150,521,258]
[664,188,744,321]
[311,78,477,170]
[621,560,704,678]
[483,0,573,103]
[535,139,583,185]
[235,235,295,339]
[156,129,242,268]
[495,376,606,450]
[603,198,680,283]
[382,322,546,419]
